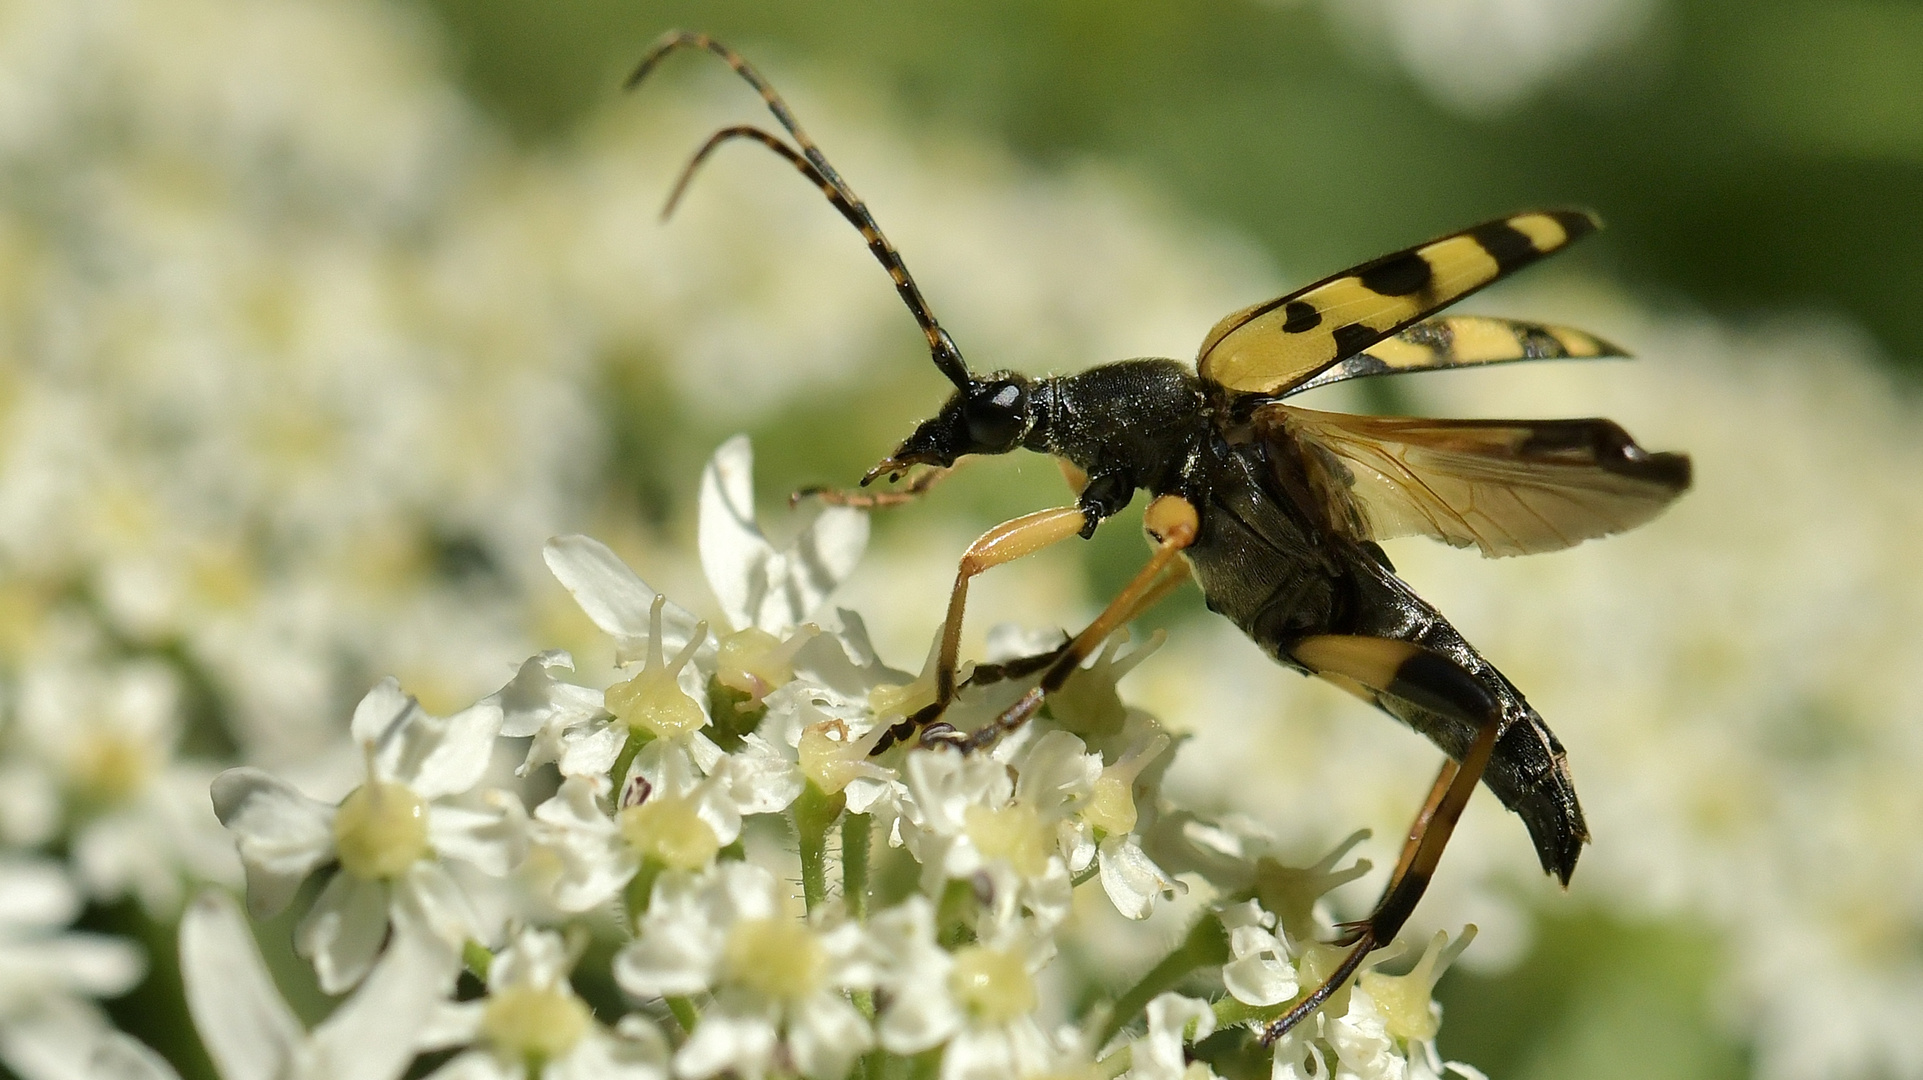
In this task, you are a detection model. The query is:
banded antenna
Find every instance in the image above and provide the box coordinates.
[628,31,972,391]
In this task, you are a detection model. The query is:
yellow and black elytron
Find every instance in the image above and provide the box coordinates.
[631,31,1691,1041]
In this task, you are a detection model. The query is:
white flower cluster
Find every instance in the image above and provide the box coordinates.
[87,438,1479,1080]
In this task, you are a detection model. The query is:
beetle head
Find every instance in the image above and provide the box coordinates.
[862,373,1036,484]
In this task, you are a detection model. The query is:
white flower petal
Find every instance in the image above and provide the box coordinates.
[416,1001,485,1053]
[408,700,506,800]
[943,1025,1020,1080]
[612,925,714,1000]
[542,536,706,666]
[0,859,80,931]
[2,934,146,1001]
[530,780,634,913]
[554,723,628,779]
[492,652,602,740]
[487,927,573,992]
[427,798,525,877]
[307,922,459,1080]
[88,1032,181,1080]
[698,435,868,635]
[1135,994,1216,1080]
[1098,836,1180,921]
[715,735,803,816]
[420,1050,513,1080]
[180,892,302,1080]
[209,769,337,919]
[672,1006,776,1080]
[395,862,483,949]
[786,992,874,1080]
[351,678,416,748]
[550,1021,669,1080]
[296,872,390,994]
[0,997,111,1080]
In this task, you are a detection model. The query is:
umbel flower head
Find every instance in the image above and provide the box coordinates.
[172,436,1479,1080]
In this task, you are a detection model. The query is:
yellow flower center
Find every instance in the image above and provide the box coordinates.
[1082,734,1168,836]
[716,626,815,705]
[1083,775,1138,836]
[724,917,825,1002]
[964,802,1053,878]
[70,731,153,805]
[604,669,706,738]
[481,984,593,1067]
[948,946,1036,1024]
[332,780,430,879]
[798,720,866,794]
[617,796,720,871]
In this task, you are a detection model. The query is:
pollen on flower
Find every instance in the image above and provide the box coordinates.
[481,984,594,1067]
[1358,927,1475,1042]
[618,794,721,871]
[604,594,709,738]
[948,945,1036,1023]
[1083,733,1170,836]
[964,801,1054,878]
[715,625,816,706]
[724,917,826,1002]
[332,779,431,879]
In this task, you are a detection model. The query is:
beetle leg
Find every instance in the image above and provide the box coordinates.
[950,495,1198,752]
[792,465,951,509]
[870,505,1088,754]
[1258,634,1503,1044]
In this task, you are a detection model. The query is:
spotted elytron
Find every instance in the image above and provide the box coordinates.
[630,30,1691,1042]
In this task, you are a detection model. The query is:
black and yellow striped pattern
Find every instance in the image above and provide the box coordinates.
[1286,315,1624,395]
[1198,210,1600,397]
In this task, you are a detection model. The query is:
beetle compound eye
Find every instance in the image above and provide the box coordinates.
[964,382,1027,448]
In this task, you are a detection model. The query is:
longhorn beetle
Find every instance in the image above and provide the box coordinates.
[629,31,1691,1042]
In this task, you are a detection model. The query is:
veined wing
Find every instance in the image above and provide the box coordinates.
[1260,404,1689,558]
[1286,316,1625,396]
[1199,210,1599,397]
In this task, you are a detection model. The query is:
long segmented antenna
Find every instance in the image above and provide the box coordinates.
[629,30,971,390]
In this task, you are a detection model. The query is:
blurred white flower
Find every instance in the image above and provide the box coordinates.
[1326,0,1657,116]
[0,859,144,1080]
[3,660,237,913]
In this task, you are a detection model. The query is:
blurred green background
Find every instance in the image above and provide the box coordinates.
[417,0,1923,368]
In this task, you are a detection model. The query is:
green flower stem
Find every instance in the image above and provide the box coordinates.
[1100,912,1230,1044]
[461,940,494,982]
[1212,994,1288,1030]
[666,996,701,1034]
[609,728,648,793]
[624,859,665,924]
[843,811,872,920]
[794,781,846,914]
[1096,1046,1132,1079]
